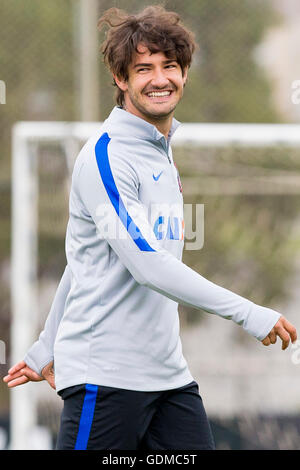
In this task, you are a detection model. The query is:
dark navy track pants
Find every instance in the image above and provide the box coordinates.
[56,380,215,450]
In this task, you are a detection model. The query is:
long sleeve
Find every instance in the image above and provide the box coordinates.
[77,133,281,342]
[24,264,71,375]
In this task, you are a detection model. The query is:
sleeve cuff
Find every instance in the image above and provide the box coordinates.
[24,340,54,376]
[243,303,282,341]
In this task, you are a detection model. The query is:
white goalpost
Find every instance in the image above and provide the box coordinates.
[10,121,300,449]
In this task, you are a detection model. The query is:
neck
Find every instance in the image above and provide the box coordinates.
[122,102,173,140]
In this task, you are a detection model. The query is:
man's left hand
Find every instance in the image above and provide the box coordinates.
[261,316,297,350]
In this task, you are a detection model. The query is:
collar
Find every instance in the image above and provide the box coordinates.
[105,106,181,143]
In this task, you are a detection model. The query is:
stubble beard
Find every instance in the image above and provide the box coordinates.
[127,87,181,121]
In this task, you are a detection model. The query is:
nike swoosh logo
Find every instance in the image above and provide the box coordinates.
[153,171,163,181]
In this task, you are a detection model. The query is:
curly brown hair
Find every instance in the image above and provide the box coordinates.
[98,5,197,107]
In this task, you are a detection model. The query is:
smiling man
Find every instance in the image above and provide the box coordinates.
[3,5,297,450]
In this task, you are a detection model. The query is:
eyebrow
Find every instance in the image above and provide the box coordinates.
[133,59,177,69]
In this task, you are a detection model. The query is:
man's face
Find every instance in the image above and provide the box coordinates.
[115,44,188,121]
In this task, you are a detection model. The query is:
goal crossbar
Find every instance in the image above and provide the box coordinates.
[12,121,300,146]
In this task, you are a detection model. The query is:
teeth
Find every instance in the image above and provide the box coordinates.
[147,91,171,97]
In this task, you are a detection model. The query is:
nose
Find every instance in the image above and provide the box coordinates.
[150,67,170,88]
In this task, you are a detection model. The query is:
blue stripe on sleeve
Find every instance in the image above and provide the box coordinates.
[74,383,98,450]
[95,132,156,252]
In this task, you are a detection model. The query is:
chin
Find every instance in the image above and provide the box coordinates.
[143,103,177,118]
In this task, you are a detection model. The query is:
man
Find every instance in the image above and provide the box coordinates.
[4,6,297,450]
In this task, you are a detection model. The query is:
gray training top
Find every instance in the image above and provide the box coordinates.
[24,106,281,393]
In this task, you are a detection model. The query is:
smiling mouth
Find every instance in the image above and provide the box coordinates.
[145,90,174,101]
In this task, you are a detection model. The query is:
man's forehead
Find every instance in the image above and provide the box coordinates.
[130,44,177,66]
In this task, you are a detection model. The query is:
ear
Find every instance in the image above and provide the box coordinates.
[113,74,128,92]
[182,67,188,86]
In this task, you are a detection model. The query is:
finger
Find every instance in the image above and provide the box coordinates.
[46,377,56,390]
[3,370,25,382]
[268,330,277,344]
[262,336,271,346]
[20,367,43,381]
[8,360,26,375]
[275,326,290,350]
[4,367,42,383]
[43,369,55,381]
[282,318,297,344]
[3,374,12,383]
[6,376,29,388]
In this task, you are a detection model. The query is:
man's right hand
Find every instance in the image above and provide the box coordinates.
[3,360,55,390]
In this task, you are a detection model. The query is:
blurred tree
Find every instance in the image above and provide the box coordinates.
[171,0,282,122]
[0,0,75,181]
